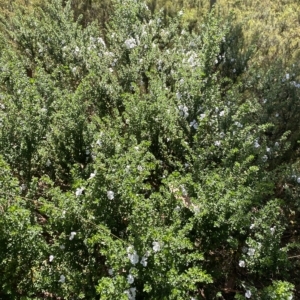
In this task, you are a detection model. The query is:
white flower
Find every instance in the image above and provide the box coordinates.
[263,98,267,104]
[178,10,183,16]
[247,248,255,256]
[60,244,65,250]
[107,190,114,200]
[69,231,76,240]
[97,37,106,47]
[214,140,221,147]
[219,110,225,117]
[176,92,181,99]
[108,268,114,275]
[254,140,260,148]
[46,159,51,167]
[275,142,279,147]
[234,121,243,128]
[96,139,102,146]
[297,177,300,184]
[74,46,80,54]
[152,241,161,252]
[58,275,65,283]
[124,287,136,300]
[128,250,139,265]
[250,224,255,229]
[49,255,54,262]
[75,187,84,197]
[137,165,143,172]
[245,290,252,298]
[270,226,276,235]
[180,186,187,196]
[266,147,271,152]
[200,113,206,120]
[127,274,134,284]
[275,113,279,117]
[140,256,148,267]
[286,73,290,80]
[178,105,189,118]
[189,120,198,129]
[239,260,245,267]
[89,172,96,179]
[233,68,236,73]
[125,38,137,49]
[262,155,268,162]
[174,206,181,212]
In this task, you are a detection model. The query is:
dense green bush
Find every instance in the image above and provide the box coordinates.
[0,0,299,299]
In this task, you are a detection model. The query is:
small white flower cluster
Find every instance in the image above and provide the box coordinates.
[20,184,27,192]
[69,231,76,240]
[178,105,189,118]
[49,255,54,262]
[219,110,225,117]
[245,290,252,298]
[286,73,290,80]
[234,121,243,128]
[127,246,151,268]
[89,171,96,179]
[184,51,198,67]
[247,248,255,256]
[127,274,134,284]
[140,255,148,267]
[46,159,51,167]
[291,81,300,88]
[76,187,84,197]
[107,190,114,200]
[74,46,80,57]
[127,246,139,265]
[200,113,206,120]
[270,226,276,235]
[58,275,65,283]
[254,139,260,148]
[239,260,245,267]
[124,287,136,300]
[190,120,198,130]
[125,38,137,49]
[152,241,160,252]
[97,37,106,48]
[180,186,187,197]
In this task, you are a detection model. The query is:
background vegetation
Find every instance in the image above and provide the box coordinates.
[0,0,300,299]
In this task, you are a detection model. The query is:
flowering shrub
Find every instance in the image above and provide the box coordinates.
[0,0,299,299]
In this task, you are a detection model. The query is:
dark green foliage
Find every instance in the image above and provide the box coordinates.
[0,0,299,299]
